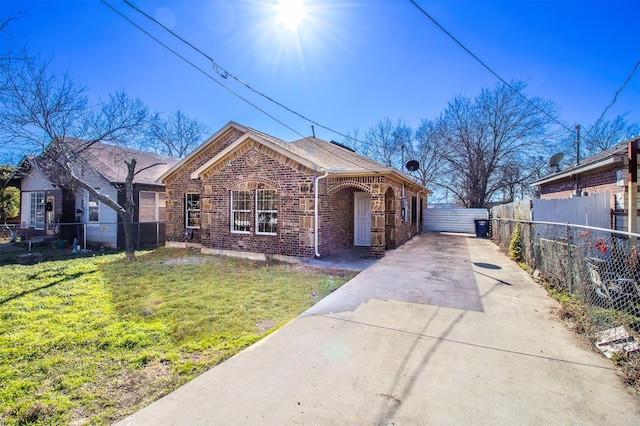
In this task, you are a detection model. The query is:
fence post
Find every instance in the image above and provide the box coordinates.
[566,223,573,293]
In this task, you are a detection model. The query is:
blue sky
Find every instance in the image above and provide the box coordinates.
[2,0,639,151]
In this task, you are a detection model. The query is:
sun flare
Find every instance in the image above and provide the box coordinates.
[275,0,307,30]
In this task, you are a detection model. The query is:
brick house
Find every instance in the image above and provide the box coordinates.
[159,122,429,259]
[531,137,640,230]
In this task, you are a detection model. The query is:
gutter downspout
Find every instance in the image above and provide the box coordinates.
[314,170,329,258]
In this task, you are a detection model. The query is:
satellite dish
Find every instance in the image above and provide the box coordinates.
[406,160,420,172]
[548,152,564,172]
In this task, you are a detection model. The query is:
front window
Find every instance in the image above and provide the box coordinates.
[29,192,45,229]
[88,192,99,222]
[256,189,277,235]
[231,190,251,233]
[185,193,200,228]
[140,191,166,222]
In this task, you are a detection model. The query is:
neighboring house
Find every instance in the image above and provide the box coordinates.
[531,137,640,230]
[11,141,178,248]
[159,121,430,259]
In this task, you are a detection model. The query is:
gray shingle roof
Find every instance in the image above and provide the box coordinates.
[75,142,178,185]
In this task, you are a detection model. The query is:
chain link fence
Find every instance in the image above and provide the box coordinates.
[0,222,166,249]
[493,218,640,330]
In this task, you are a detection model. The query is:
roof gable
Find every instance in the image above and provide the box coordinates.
[159,121,248,183]
[190,131,323,179]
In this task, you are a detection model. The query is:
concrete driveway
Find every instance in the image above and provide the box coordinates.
[118,233,640,425]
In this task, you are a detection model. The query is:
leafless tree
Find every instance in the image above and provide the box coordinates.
[142,109,208,158]
[341,128,366,155]
[364,117,410,168]
[582,114,640,156]
[436,81,557,208]
[411,118,444,190]
[0,48,150,261]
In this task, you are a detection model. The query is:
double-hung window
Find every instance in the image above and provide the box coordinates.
[185,193,200,228]
[140,192,166,222]
[256,189,277,235]
[231,190,251,233]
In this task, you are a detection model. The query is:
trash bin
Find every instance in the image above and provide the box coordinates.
[474,219,488,238]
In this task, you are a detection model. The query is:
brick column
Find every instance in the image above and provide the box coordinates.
[370,184,386,257]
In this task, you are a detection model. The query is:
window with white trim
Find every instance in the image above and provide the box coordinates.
[256,189,277,235]
[231,190,251,233]
[29,191,45,229]
[185,193,200,228]
[139,191,166,222]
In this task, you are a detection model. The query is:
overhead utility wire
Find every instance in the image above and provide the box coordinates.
[99,0,305,139]
[582,59,640,141]
[102,1,383,175]
[408,0,575,136]
[121,0,359,144]
[117,0,388,174]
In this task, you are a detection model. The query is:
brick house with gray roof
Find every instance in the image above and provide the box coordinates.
[531,137,640,230]
[159,121,430,258]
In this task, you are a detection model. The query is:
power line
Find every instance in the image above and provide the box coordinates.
[583,59,640,140]
[121,0,362,144]
[101,1,385,174]
[99,0,306,139]
[408,0,575,136]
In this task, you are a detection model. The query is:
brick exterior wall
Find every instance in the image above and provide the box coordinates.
[539,165,625,209]
[164,128,421,258]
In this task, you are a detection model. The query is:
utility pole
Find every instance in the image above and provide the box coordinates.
[575,124,581,165]
[628,138,638,235]
[575,124,581,196]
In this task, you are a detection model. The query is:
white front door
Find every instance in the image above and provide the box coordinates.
[354,192,371,246]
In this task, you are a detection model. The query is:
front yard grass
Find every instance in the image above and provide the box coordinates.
[0,247,356,425]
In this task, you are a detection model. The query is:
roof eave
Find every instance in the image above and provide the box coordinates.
[531,157,623,187]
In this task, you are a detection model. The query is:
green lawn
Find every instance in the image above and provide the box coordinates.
[0,248,355,425]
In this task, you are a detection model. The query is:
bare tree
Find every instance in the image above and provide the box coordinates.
[582,114,640,156]
[0,48,150,261]
[364,117,409,168]
[143,109,208,158]
[411,118,444,189]
[341,128,366,155]
[436,81,557,207]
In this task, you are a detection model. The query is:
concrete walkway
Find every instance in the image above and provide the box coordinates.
[117,233,640,425]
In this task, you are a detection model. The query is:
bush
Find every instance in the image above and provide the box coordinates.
[509,224,523,262]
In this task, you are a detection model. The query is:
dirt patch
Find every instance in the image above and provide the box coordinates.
[98,362,177,423]
[256,319,277,334]
[162,256,219,266]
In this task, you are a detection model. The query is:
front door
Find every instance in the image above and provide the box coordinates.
[354,192,371,246]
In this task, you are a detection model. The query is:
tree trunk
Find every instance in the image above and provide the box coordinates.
[123,159,137,262]
[121,213,137,262]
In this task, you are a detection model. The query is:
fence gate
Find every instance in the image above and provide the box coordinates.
[423,208,489,233]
